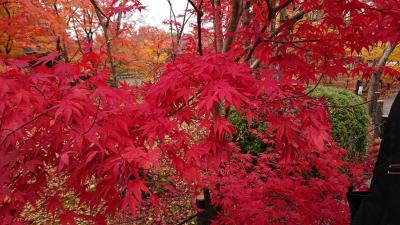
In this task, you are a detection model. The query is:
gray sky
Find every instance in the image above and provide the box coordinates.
[133,0,194,29]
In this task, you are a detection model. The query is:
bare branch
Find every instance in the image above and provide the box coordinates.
[0,109,6,132]
[188,0,204,55]
[115,3,123,33]
[166,0,190,55]
[274,0,293,13]
[168,2,176,54]
[263,38,343,44]
[72,19,84,54]
[90,0,117,84]
[243,9,306,62]
[265,0,293,21]
[178,2,191,42]
[265,0,274,20]
[89,0,108,19]
[188,0,201,14]
[0,107,54,146]
[81,103,100,136]
[166,0,180,34]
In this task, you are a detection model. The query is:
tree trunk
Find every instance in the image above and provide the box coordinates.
[222,0,242,53]
[212,0,223,53]
[367,43,395,115]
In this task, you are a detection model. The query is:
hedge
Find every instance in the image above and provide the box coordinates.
[309,86,371,158]
[229,86,371,158]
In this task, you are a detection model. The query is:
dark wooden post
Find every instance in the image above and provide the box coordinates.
[374,100,384,138]
[381,114,389,138]
[196,189,218,225]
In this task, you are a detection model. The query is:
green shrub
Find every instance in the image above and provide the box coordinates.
[229,85,370,158]
[228,110,268,155]
[229,86,370,158]
[309,86,371,158]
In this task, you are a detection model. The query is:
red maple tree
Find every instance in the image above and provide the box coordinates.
[1,0,400,224]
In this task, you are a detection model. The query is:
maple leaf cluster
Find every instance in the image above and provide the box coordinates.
[0,49,360,225]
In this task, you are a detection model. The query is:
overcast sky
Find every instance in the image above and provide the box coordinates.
[133,0,194,29]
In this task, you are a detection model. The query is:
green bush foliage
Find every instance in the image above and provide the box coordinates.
[229,86,370,158]
[229,110,268,155]
[310,86,371,158]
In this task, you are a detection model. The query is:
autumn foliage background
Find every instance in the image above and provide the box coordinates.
[1,0,400,224]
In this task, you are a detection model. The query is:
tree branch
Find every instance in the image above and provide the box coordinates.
[72,20,84,54]
[81,103,100,136]
[89,0,108,19]
[273,0,293,13]
[263,38,343,44]
[167,0,180,35]
[222,0,242,53]
[188,0,201,14]
[188,0,204,55]
[167,0,177,54]
[0,109,5,132]
[115,3,123,33]
[167,0,191,55]
[0,107,54,146]
[265,0,274,20]
[178,2,191,42]
[243,9,306,62]
[90,0,117,84]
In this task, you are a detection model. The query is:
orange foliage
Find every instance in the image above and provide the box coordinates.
[0,0,168,83]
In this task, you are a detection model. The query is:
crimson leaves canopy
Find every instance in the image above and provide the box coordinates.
[1,0,400,224]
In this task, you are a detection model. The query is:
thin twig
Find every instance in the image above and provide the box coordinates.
[304,74,324,96]
[178,2,191,43]
[167,0,176,54]
[90,0,117,83]
[309,99,375,109]
[177,212,199,225]
[0,107,53,146]
[340,122,385,149]
[81,103,100,136]
[166,0,179,34]
[188,0,204,55]
[263,38,343,44]
[7,171,23,189]
[243,9,306,62]
[0,109,5,132]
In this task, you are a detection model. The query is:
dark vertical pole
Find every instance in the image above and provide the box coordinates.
[196,189,218,225]
[374,100,384,138]
[381,114,389,138]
